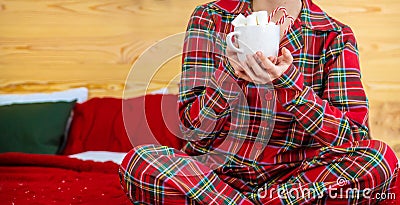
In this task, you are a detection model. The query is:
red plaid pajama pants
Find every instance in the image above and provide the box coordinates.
[119,140,398,204]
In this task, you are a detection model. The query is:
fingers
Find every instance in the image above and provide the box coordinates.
[235,70,252,82]
[229,57,243,71]
[255,52,276,72]
[275,57,282,65]
[227,48,291,84]
[246,54,264,76]
[242,57,258,81]
[238,59,259,83]
[245,54,273,84]
[268,56,278,65]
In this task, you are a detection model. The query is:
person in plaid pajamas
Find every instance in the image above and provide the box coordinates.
[120,0,399,204]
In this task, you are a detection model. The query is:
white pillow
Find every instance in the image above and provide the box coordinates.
[0,87,88,106]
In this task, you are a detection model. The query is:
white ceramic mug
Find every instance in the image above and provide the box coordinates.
[226,24,280,62]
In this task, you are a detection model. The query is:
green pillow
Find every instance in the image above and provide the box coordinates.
[0,101,76,154]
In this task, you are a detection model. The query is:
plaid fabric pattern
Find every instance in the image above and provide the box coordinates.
[120,0,399,204]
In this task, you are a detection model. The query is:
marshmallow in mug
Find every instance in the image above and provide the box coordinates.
[255,11,269,25]
[246,14,258,26]
[231,11,270,27]
[231,14,247,27]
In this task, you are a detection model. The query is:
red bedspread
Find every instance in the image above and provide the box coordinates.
[0,153,399,204]
[0,152,131,205]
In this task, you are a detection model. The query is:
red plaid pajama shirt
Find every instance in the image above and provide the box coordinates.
[120,0,399,204]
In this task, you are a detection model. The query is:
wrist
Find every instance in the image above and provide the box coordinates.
[272,64,303,90]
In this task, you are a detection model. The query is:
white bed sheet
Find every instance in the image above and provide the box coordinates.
[68,151,127,164]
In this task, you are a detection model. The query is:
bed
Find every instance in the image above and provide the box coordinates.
[0,90,398,204]
[0,91,185,204]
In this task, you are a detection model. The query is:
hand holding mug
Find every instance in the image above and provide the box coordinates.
[227,47,293,84]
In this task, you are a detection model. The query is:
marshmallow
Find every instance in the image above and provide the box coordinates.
[232,14,247,27]
[255,11,269,25]
[246,13,257,26]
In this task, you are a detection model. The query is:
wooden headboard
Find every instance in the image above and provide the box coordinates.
[1,0,399,154]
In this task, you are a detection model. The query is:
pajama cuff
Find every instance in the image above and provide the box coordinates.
[272,64,304,91]
[272,64,305,104]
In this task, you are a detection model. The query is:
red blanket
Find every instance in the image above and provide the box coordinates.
[1,154,399,204]
[0,152,131,205]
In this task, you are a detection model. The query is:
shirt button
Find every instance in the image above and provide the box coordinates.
[265,91,273,100]
[261,121,268,127]
[255,142,263,150]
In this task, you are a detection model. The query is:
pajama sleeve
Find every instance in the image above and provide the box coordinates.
[179,6,233,142]
[272,27,369,147]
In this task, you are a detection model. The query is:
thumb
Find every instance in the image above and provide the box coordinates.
[282,47,293,63]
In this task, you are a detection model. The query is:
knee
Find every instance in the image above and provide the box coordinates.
[119,145,165,197]
[119,146,140,186]
[361,140,398,184]
[120,144,165,173]
[119,144,175,180]
[119,145,157,182]
[366,140,398,172]
[119,146,139,175]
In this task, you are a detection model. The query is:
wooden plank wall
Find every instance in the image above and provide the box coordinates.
[1,0,399,155]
